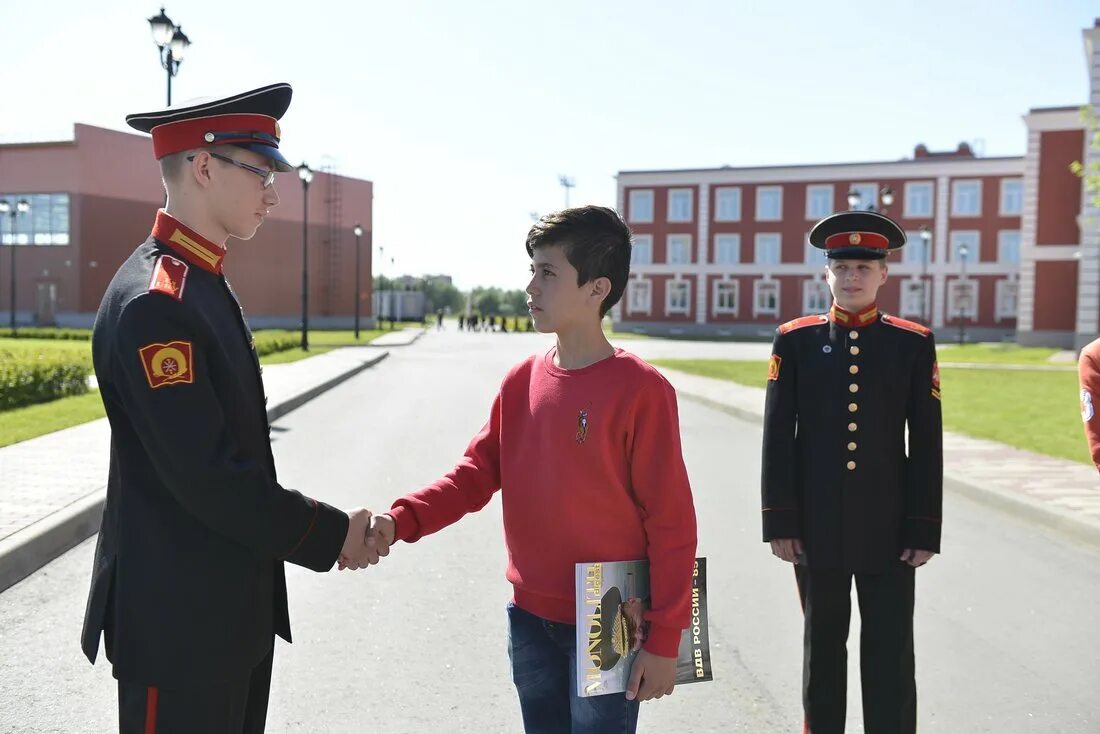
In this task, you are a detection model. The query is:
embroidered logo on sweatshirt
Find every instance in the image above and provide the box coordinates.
[576,410,589,444]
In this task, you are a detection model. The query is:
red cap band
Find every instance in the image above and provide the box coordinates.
[824,231,889,250]
[150,113,279,160]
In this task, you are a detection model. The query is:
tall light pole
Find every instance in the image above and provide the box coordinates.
[919,226,932,324]
[377,244,385,327]
[879,186,894,215]
[957,242,969,344]
[0,199,31,333]
[353,223,364,339]
[147,7,191,106]
[297,163,313,351]
[559,175,575,208]
[846,186,894,213]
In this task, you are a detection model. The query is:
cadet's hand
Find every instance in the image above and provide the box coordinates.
[770,538,803,564]
[900,548,935,567]
[625,649,677,702]
[338,508,379,571]
[369,513,395,551]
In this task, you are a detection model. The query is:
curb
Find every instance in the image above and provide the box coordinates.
[674,387,1100,550]
[0,350,391,593]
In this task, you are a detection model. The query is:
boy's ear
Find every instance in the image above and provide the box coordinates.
[591,276,611,301]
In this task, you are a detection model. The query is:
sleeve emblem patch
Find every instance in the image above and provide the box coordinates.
[767,354,782,381]
[139,341,194,389]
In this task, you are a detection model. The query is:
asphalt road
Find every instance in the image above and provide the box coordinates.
[1,329,1098,733]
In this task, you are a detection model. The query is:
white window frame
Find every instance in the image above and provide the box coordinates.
[899,280,928,319]
[802,279,830,314]
[713,280,739,316]
[949,231,980,263]
[665,279,691,315]
[755,186,783,221]
[948,279,979,319]
[713,234,740,264]
[951,179,982,217]
[754,233,781,265]
[627,279,652,315]
[999,179,1023,216]
[753,279,780,317]
[995,279,1019,321]
[666,234,692,265]
[805,184,834,220]
[714,187,742,222]
[997,230,1021,264]
[667,188,693,223]
[631,234,653,266]
[903,181,934,218]
[628,189,654,223]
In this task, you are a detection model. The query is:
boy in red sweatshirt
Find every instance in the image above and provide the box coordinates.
[361,205,698,733]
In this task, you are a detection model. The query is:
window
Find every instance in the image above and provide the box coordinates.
[997,231,1021,264]
[805,184,834,220]
[667,189,693,222]
[950,231,979,263]
[714,234,740,264]
[951,180,982,216]
[0,193,70,245]
[948,279,979,319]
[631,235,652,265]
[996,280,1019,320]
[805,236,828,265]
[666,280,691,314]
[713,281,739,315]
[756,186,782,221]
[848,182,878,211]
[903,231,932,265]
[904,181,934,218]
[753,280,780,317]
[627,280,652,314]
[755,233,781,264]
[628,189,654,223]
[900,280,929,319]
[803,280,830,313]
[714,187,742,221]
[667,234,692,264]
[1000,179,1023,216]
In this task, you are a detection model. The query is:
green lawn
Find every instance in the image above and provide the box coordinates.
[651,358,1090,466]
[0,390,106,448]
[0,338,93,360]
[935,343,1063,365]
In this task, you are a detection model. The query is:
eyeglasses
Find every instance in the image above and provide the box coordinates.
[187,152,276,189]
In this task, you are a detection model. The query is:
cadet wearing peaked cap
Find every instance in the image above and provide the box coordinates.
[81,83,378,733]
[761,209,943,734]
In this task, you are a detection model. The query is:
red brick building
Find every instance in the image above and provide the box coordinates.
[0,124,374,328]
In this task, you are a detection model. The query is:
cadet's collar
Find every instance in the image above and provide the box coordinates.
[829,302,879,327]
[151,210,227,275]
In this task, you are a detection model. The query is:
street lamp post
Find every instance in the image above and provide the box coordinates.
[919,226,932,324]
[377,245,385,327]
[957,242,969,344]
[147,7,191,106]
[298,163,313,350]
[353,223,364,339]
[0,199,31,333]
[846,186,894,213]
[879,186,894,215]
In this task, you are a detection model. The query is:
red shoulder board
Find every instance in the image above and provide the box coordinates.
[148,255,189,301]
[881,314,931,337]
[778,314,827,335]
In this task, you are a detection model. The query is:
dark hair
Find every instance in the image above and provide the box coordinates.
[525,205,632,316]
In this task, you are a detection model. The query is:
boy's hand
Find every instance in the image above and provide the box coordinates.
[900,548,935,567]
[625,649,676,701]
[770,538,803,564]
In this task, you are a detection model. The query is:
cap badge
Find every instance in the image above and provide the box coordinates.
[849,233,862,245]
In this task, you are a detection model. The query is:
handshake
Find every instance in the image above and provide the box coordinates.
[337,507,396,571]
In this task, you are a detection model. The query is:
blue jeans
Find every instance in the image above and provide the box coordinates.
[507,601,640,734]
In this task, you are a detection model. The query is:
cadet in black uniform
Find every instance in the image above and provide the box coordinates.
[81,83,383,734]
[761,211,943,734]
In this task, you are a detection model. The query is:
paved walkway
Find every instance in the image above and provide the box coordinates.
[0,329,423,591]
[655,367,1100,547]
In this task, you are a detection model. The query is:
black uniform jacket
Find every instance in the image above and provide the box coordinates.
[761,305,943,572]
[81,211,349,686]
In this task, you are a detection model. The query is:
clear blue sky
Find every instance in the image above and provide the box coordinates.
[2,0,1096,290]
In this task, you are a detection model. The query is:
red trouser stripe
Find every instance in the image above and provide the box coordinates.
[145,687,158,734]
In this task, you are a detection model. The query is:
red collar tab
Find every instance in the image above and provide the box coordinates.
[830,302,879,326]
[151,210,226,274]
[150,113,280,160]
[824,231,889,251]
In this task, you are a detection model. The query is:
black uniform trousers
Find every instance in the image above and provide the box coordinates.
[118,647,274,734]
[795,562,916,734]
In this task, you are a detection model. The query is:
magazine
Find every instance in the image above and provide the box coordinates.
[574,557,712,697]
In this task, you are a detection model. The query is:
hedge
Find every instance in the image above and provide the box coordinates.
[252,331,302,357]
[0,351,92,410]
[1,328,92,341]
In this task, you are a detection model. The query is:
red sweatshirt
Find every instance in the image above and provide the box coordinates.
[389,347,698,656]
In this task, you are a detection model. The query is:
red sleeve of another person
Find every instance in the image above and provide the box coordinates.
[1079,343,1100,473]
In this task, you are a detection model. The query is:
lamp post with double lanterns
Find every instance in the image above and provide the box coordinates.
[353,223,364,339]
[957,242,970,344]
[297,163,313,351]
[0,198,31,333]
[919,226,932,324]
[846,186,895,214]
[147,7,191,106]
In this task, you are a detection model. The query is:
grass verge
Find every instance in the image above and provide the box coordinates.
[0,391,106,448]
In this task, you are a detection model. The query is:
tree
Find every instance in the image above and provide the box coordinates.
[422,278,463,313]
[1070,105,1100,209]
